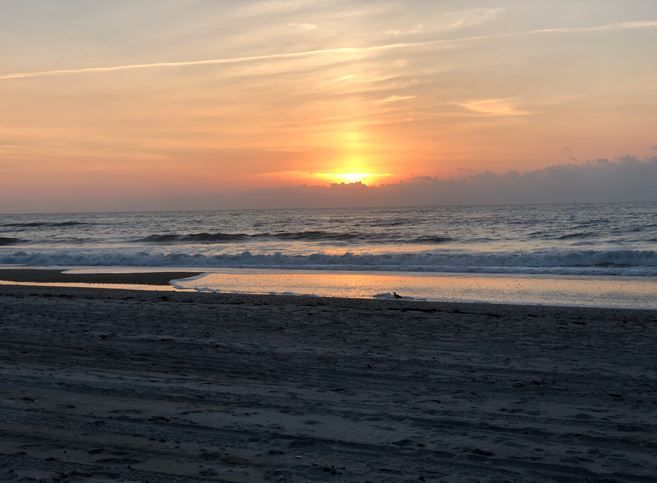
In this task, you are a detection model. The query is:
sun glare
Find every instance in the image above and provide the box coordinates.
[315,171,389,185]
[312,129,391,185]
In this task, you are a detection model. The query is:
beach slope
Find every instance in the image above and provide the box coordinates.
[1,285,656,481]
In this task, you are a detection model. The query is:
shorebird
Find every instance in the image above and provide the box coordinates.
[393,292,403,299]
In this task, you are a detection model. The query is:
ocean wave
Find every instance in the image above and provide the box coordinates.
[1,221,89,228]
[0,237,22,246]
[368,219,409,227]
[1,248,657,276]
[136,231,454,244]
[554,232,597,240]
[139,233,247,243]
[412,236,455,243]
[528,230,597,240]
[268,231,361,241]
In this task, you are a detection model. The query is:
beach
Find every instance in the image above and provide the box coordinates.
[1,283,656,482]
[0,269,201,286]
[5,0,657,480]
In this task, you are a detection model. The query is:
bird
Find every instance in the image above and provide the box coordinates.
[393,292,403,299]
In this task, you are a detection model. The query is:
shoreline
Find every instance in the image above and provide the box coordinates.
[0,268,201,286]
[1,284,657,481]
[2,267,657,310]
[1,281,656,314]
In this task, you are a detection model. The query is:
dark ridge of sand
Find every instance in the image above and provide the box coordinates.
[0,268,201,285]
[1,285,656,482]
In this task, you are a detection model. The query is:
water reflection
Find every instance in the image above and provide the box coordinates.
[175,270,657,310]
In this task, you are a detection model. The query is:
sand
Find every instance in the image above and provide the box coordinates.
[0,269,201,286]
[1,284,656,482]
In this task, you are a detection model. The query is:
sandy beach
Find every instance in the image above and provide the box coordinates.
[1,283,657,482]
[5,0,657,480]
[0,269,201,286]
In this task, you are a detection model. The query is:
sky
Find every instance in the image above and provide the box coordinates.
[1,0,656,212]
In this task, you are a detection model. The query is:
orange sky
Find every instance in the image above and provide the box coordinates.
[1,1,657,210]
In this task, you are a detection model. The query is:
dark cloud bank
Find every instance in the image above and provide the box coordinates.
[4,156,657,213]
[223,156,657,209]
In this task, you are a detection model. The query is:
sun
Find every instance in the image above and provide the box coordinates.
[315,171,389,185]
[337,172,371,184]
[314,156,390,185]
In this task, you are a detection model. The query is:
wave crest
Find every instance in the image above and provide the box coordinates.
[136,231,454,244]
[1,248,656,276]
[0,237,22,246]
[139,233,247,243]
[1,221,89,229]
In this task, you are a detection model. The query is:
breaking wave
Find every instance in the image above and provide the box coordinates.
[139,233,247,243]
[136,231,453,244]
[1,248,657,276]
[0,237,22,246]
[1,221,90,229]
[554,232,598,240]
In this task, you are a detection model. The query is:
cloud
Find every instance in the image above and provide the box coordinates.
[386,7,503,36]
[440,7,504,31]
[288,22,317,31]
[0,41,442,81]
[211,157,657,209]
[460,98,533,116]
[232,0,329,18]
[379,95,417,103]
[532,20,657,35]
[386,24,424,37]
[2,19,656,81]
[3,157,656,212]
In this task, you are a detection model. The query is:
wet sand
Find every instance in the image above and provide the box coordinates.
[1,284,656,482]
[0,269,200,286]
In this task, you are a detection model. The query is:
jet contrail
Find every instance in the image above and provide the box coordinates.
[1,20,655,81]
[0,43,426,80]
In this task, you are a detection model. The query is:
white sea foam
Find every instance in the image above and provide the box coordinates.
[2,203,657,277]
[2,248,657,276]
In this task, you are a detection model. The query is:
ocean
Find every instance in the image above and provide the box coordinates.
[2,202,657,307]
